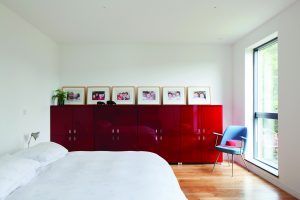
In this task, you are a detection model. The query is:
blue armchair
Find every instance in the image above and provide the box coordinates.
[211,126,249,176]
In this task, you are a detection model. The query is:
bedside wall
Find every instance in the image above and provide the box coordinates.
[0,4,59,154]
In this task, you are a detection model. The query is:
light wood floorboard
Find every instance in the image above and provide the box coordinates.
[171,164,296,200]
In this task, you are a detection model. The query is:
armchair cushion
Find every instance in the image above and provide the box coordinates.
[216,145,242,155]
[225,140,242,147]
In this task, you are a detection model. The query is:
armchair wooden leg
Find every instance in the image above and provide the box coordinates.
[232,154,234,177]
[212,152,221,173]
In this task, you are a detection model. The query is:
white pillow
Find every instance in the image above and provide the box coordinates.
[0,155,40,200]
[15,142,68,166]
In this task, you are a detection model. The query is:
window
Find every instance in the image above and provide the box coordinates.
[253,38,278,169]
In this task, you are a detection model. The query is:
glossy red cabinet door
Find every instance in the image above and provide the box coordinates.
[113,106,138,151]
[94,106,115,150]
[200,105,223,163]
[180,105,223,163]
[180,106,202,163]
[51,106,73,150]
[72,106,94,151]
[138,105,180,163]
[137,106,160,154]
[157,106,180,163]
[51,106,94,151]
[94,106,137,151]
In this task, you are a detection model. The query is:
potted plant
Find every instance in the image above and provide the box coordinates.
[52,89,68,106]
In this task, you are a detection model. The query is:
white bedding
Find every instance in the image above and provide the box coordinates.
[6,151,187,200]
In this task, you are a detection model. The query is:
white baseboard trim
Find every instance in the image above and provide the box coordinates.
[234,157,300,199]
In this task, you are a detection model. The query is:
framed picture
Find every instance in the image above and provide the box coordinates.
[112,86,135,105]
[188,86,211,105]
[162,87,186,105]
[137,87,161,105]
[62,87,85,105]
[87,86,110,105]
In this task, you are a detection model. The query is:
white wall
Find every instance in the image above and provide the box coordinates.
[233,1,300,198]
[60,44,233,127]
[0,4,59,154]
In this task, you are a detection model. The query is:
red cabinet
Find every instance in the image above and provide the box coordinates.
[51,105,223,163]
[200,105,223,163]
[50,106,94,151]
[180,105,223,163]
[137,106,160,154]
[138,106,180,163]
[94,106,137,151]
[180,106,203,163]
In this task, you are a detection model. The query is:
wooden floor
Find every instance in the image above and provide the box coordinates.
[171,163,296,200]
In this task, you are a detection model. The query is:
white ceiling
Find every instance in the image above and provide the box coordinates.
[0,0,296,44]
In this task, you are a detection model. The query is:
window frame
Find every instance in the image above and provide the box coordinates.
[253,37,278,170]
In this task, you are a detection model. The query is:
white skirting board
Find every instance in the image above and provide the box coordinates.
[234,156,300,199]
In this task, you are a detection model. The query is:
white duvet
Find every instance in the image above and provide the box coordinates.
[6,151,187,200]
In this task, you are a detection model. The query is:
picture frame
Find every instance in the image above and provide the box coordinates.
[87,86,110,105]
[137,87,161,105]
[187,86,211,105]
[111,86,135,105]
[162,87,186,105]
[62,86,86,105]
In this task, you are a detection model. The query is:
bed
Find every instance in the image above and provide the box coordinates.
[1,143,187,200]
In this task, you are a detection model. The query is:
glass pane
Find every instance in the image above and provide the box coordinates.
[255,118,278,168]
[257,41,278,113]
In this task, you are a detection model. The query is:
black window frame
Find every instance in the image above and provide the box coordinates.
[253,37,278,169]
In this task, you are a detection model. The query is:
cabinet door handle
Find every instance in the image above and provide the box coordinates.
[160,136,162,141]
[73,129,76,134]
[203,129,205,133]
[198,136,200,141]
[68,130,72,134]
[68,136,72,141]
[155,129,158,133]
[117,129,119,134]
[112,129,115,134]
[203,135,206,141]
[73,136,76,141]
[155,136,158,141]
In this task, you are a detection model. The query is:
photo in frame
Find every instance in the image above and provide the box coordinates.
[188,86,211,105]
[111,87,135,105]
[162,87,186,105]
[87,87,110,105]
[62,87,85,105]
[137,87,160,105]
